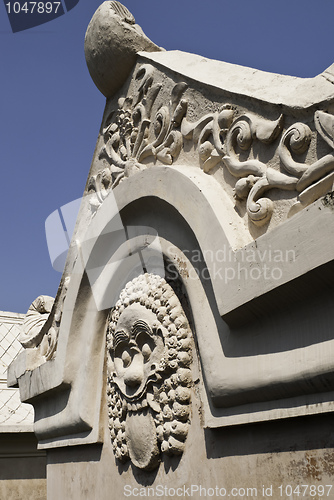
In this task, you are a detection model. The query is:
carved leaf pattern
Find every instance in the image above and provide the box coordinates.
[181,105,234,172]
[92,64,334,226]
[92,65,188,210]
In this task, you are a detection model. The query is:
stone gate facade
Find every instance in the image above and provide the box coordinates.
[8,2,334,498]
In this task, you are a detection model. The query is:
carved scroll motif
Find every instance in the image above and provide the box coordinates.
[89,65,188,211]
[183,108,334,224]
[222,113,301,225]
[91,64,334,226]
[181,105,234,172]
[280,112,334,216]
[106,274,193,471]
[181,108,334,224]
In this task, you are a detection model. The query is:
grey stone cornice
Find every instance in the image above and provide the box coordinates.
[139,50,334,110]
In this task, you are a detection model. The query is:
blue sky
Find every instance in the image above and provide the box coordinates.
[1,0,334,313]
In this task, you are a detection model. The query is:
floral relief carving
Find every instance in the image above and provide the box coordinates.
[106,273,193,471]
[88,64,188,211]
[223,113,299,226]
[181,105,235,172]
[190,108,334,224]
[182,107,297,225]
[90,64,334,227]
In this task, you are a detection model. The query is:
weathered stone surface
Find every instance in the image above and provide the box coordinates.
[46,412,334,500]
[0,434,46,498]
[143,50,334,108]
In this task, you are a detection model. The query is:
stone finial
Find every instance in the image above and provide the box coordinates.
[84,1,162,98]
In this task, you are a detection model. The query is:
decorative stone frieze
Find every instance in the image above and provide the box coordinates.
[87,59,334,231]
[88,65,188,210]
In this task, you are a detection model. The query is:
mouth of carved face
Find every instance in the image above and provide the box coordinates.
[111,304,165,400]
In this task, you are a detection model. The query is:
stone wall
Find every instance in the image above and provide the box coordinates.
[0,432,46,500]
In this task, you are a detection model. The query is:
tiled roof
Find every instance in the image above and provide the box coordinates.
[0,311,34,432]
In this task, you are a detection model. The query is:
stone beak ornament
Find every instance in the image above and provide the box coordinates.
[106,274,193,471]
[84,1,162,97]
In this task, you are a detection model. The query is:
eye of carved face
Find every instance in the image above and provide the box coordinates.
[136,332,154,363]
[106,273,193,471]
[114,341,132,369]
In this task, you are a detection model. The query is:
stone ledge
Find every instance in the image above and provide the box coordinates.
[139,50,334,109]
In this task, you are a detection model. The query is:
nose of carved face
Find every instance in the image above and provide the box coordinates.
[123,353,144,390]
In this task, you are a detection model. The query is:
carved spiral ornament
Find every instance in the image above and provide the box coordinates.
[106,274,193,471]
[230,119,253,152]
[286,123,311,155]
[92,59,334,227]
[278,123,312,177]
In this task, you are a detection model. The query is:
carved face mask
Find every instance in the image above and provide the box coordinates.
[111,304,165,400]
[106,273,193,470]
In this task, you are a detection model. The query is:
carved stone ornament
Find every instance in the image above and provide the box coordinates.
[106,274,193,471]
[88,64,188,212]
[18,277,70,363]
[88,48,334,229]
[19,295,55,349]
[7,7,334,491]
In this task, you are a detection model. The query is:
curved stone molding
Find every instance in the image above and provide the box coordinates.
[106,273,192,470]
[8,162,334,447]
